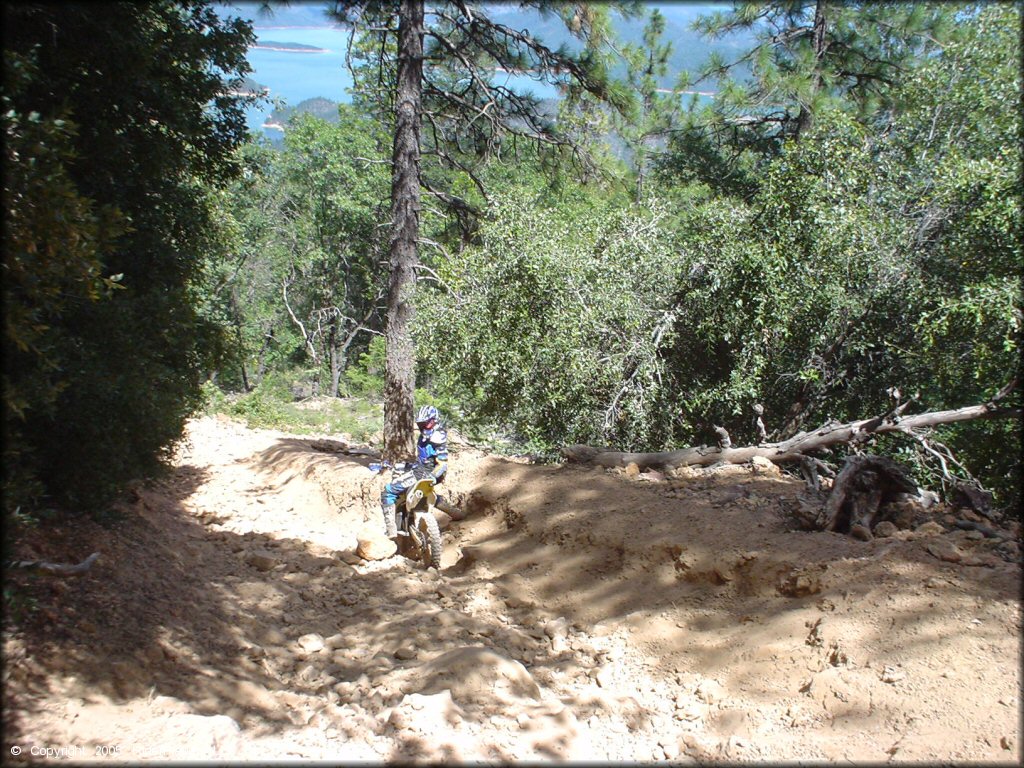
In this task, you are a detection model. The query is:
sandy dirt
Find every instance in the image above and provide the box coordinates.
[3,412,1021,763]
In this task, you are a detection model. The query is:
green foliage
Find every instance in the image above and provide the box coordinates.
[672,1,956,197]
[227,387,290,429]
[616,8,684,199]
[210,372,383,442]
[653,3,1021,506]
[199,379,230,415]
[885,2,1022,506]
[3,581,39,625]
[3,52,125,519]
[340,0,642,224]
[343,336,387,397]
[416,183,676,451]
[212,108,390,397]
[3,2,255,519]
[29,1,1003,517]
[663,113,918,439]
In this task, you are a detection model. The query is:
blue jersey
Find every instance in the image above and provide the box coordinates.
[417,426,448,476]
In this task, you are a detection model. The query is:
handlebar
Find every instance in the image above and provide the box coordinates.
[369,460,433,479]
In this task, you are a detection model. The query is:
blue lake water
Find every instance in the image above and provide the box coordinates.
[243,26,711,140]
[244,27,354,134]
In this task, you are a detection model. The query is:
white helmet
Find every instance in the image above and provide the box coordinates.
[416,405,439,428]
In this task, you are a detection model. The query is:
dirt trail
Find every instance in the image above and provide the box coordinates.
[3,414,1020,763]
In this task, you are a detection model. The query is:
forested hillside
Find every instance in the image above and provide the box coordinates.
[4,0,1020,537]
[3,3,1021,763]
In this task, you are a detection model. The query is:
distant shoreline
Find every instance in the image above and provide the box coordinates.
[494,67,715,98]
[254,26,345,31]
[252,44,328,53]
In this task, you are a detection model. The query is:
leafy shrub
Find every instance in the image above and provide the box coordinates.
[344,336,386,397]
[416,189,676,451]
[200,380,229,415]
[227,387,288,430]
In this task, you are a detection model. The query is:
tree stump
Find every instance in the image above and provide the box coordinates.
[816,456,919,537]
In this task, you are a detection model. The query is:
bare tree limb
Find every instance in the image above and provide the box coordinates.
[563,388,1021,470]
[282,271,318,364]
[12,552,100,577]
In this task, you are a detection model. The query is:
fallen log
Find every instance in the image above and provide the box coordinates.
[561,399,1020,471]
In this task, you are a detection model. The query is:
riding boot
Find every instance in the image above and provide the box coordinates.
[382,504,397,538]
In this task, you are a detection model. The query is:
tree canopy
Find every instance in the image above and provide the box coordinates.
[3,1,256,523]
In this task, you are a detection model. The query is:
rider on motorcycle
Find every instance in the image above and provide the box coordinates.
[380,405,459,538]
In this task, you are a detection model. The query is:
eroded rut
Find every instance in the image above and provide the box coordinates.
[3,415,1020,763]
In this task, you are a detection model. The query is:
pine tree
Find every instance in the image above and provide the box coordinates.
[328,0,639,460]
[688,1,955,149]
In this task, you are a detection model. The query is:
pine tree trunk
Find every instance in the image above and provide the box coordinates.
[796,0,828,137]
[383,0,423,462]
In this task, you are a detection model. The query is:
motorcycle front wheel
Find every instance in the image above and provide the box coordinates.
[413,511,442,570]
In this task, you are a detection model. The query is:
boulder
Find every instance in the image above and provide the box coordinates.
[244,550,279,571]
[357,534,397,561]
[750,456,781,476]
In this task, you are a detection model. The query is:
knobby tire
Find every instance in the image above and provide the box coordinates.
[416,512,442,570]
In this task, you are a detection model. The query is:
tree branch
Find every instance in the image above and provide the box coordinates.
[12,551,100,577]
[563,388,1021,470]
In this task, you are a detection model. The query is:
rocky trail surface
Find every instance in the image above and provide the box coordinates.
[4,413,1021,763]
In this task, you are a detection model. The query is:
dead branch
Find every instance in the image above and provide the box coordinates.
[561,391,1020,471]
[12,552,100,577]
[753,403,767,444]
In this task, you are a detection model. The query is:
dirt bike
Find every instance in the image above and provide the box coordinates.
[374,461,443,570]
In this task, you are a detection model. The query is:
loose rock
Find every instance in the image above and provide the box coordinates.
[695,679,727,705]
[915,521,946,537]
[244,550,278,571]
[394,645,418,661]
[874,521,900,538]
[297,633,325,653]
[357,535,397,561]
[751,456,781,476]
[926,539,963,563]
